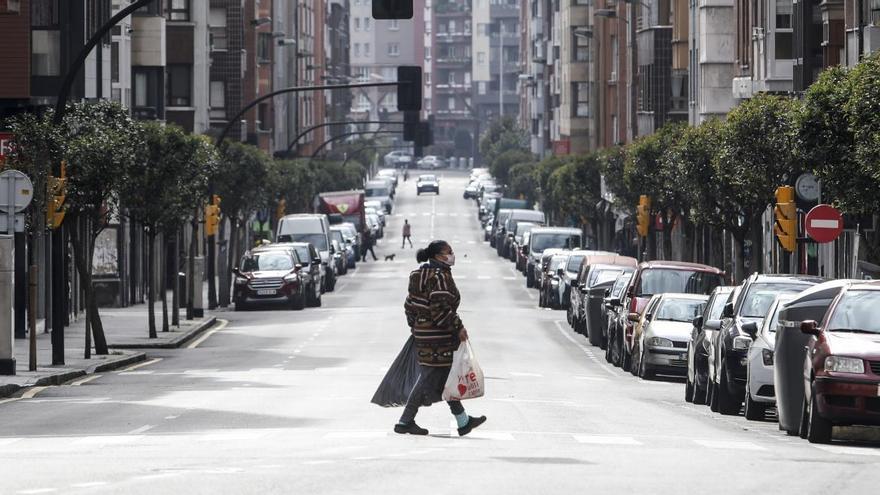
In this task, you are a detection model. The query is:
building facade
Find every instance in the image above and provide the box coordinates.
[431,0,476,156]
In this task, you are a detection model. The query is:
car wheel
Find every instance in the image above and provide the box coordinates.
[709,380,720,413]
[806,383,833,444]
[526,270,534,288]
[538,289,545,308]
[693,374,708,405]
[630,343,641,377]
[638,347,653,380]
[685,374,695,403]
[234,300,248,312]
[566,307,573,326]
[717,361,741,415]
[621,339,632,372]
[307,283,320,307]
[291,291,306,311]
[587,320,602,348]
[744,381,765,421]
[604,334,614,363]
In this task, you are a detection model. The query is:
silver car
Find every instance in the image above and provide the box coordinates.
[634,293,709,379]
[743,294,795,420]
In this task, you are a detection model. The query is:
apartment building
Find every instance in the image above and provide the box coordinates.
[844,0,880,66]
[472,0,520,124]
[520,0,552,156]
[326,0,352,142]
[688,0,735,123]
[208,0,245,142]
[432,0,475,156]
[556,0,592,154]
[595,2,629,147]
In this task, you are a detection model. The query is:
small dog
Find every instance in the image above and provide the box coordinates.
[384,254,396,261]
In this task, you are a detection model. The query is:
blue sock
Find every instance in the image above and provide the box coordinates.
[455,411,469,428]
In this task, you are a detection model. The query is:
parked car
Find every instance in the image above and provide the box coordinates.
[490,209,513,248]
[232,246,308,311]
[799,282,880,443]
[416,174,440,195]
[617,261,725,372]
[630,293,710,379]
[517,231,532,272]
[525,227,583,288]
[773,279,864,436]
[479,193,501,222]
[383,150,410,168]
[742,294,795,420]
[560,251,588,311]
[328,229,350,275]
[500,209,545,259]
[275,214,335,292]
[604,272,635,366]
[331,224,359,269]
[364,180,393,214]
[685,286,734,404]
[417,155,446,169]
[583,260,639,348]
[708,274,823,415]
[539,253,571,309]
[464,181,480,199]
[364,201,386,227]
[511,222,537,264]
[376,168,400,186]
[534,249,566,299]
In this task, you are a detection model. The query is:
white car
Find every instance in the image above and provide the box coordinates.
[417,155,446,170]
[376,168,399,186]
[744,294,794,420]
[633,293,709,379]
[364,201,386,226]
[383,150,410,168]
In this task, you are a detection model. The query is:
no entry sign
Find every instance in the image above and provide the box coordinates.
[805,204,843,243]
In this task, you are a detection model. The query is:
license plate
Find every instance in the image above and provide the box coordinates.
[679,353,687,360]
[257,289,276,296]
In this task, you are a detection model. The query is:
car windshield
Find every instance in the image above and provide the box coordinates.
[566,255,585,274]
[826,290,880,334]
[420,175,436,181]
[277,233,327,251]
[655,298,707,322]
[706,292,729,320]
[590,269,624,287]
[611,273,633,298]
[549,256,568,272]
[331,231,345,244]
[740,283,812,318]
[365,187,389,197]
[532,233,581,253]
[241,252,294,272]
[638,269,723,296]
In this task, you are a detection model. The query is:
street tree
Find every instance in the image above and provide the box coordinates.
[714,93,801,280]
[507,161,539,204]
[547,153,602,236]
[479,116,528,171]
[489,149,534,186]
[532,155,567,223]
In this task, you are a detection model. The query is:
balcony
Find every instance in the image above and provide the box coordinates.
[434,56,472,67]
[434,82,470,93]
[435,0,472,16]
[435,31,472,43]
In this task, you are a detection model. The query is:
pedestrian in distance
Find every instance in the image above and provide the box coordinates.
[361,228,378,262]
[395,240,486,436]
[402,219,413,248]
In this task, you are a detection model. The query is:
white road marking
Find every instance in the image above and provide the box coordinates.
[467,240,477,244]
[324,431,387,439]
[0,438,21,446]
[118,370,154,375]
[20,386,49,399]
[692,439,766,451]
[574,435,643,446]
[69,482,109,488]
[509,371,544,377]
[502,276,516,280]
[118,357,163,372]
[477,275,491,280]
[127,424,155,435]
[813,445,880,456]
[17,489,57,494]
[69,374,102,386]
[187,319,229,349]
[553,321,619,378]
[464,431,514,441]
[0,397,21,406]
[164,415,179,420]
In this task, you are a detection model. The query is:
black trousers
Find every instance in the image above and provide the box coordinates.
[402,235,413,248]
[399,365,464,424]
[361,245,377,261]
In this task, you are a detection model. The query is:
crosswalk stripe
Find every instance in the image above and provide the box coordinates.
[573,435,642,446]
[691,440,766,451]
[813,445,880,456]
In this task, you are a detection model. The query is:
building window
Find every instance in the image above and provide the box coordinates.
[390,19,400,30]
[32,30,61,76]
[364,17,371,31]
[354,42,361,57]
[478,23,488,35]
[133,68,161,118]
[166,0,190,21]
[448,97,455,110]
[210,80,226,118]
[776,0,792,29]
[574,33,590,62]
[388,42,400,56]
[477,51,486,63]
[258,103,271,131]
[354,17,360,30]
[775,0,793,59]
[574,82,590,117]
[775,32,793,59]
[610,35,619,81]
[425,72,432,84]
[31,0,59,26]
[364,42,370,56]
[258,33,273,63]
[425,46,432,60]
[167,65,192,107]
[209,7,227,50]
[574,0,590,5]
[448,71,456,84]
[478,81,487,95]
[111,42,120,83]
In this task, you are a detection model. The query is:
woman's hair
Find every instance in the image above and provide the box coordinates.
[416,240,450,263]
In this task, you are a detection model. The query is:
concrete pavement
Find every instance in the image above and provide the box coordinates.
[0,171,878,494]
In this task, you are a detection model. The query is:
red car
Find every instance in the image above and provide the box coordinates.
[800,281,880,443]
[232,245,310,311]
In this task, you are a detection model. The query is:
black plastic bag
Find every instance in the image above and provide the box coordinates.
[371,336,440,407]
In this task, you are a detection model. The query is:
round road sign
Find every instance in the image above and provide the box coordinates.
[0,169,33,213]
[805,204,843,243]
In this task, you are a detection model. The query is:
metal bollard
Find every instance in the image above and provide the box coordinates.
[29,265,37,371]
[0,235,15,375]
[193,256,205,318]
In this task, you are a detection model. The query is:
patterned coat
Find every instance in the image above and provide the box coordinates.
[404,262,463,366]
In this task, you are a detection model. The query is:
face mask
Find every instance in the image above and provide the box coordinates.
[443,254,456,266]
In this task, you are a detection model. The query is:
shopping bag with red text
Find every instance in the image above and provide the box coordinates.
[442,341,485,401]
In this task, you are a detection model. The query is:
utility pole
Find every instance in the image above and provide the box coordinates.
[630,0,638,141]
[499,21,504,118]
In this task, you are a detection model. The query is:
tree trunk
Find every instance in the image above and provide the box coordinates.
[172,228,180,327]
[663,218,675,261]
[748,218,764,275]
[70,221,109,355]
[227,219,240,304]
[161,232,169,333]
[147,230,157,339]
[732,232,747,284]
[187,211,197,320]
[218,217,230,307]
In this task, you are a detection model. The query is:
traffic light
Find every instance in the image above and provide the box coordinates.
[414,121,432,147]
[372,0,413,20]
[205,195,221,237]
[403,110,418,141]
[774,186,797,252]
[46,160,67,229]
[636,195,650,237]
[275,199,287,221]
[397,66,422,112]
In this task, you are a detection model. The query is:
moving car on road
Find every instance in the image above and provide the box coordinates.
[525,227,583,289]
[709,274,823,415]
[799,282,880,443]
[630,294,709,379]
[685,286,734,404]
[617,261,725,372]
[417,155,446,169]
[742,294,794,420]
[416,174,440,195]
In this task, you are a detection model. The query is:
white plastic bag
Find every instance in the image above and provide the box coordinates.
[442,341,485,401]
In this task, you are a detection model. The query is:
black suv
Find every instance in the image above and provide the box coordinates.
[708,274,823,415]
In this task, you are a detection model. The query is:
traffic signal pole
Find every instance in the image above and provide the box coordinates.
[285,121,403,156]
[48,0,158,363]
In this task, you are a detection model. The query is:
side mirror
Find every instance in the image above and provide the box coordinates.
[294,263,304,269]
[644,312,653,321]
[627,312,641,323]
[742,322,759,339]
[800,320,821,337]
[692,315,704,329]
[609,298,621,307]
[604,288,611,298]
[312,259,322,265]
[522,246,530,255]
[557,268,565,277]
[722,302,735,319]
[705,319,722,330]
[232,267,241,276]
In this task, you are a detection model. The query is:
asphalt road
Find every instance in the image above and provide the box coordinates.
[1,170,879,494]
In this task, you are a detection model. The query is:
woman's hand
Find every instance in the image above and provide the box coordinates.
[458,328,469,342]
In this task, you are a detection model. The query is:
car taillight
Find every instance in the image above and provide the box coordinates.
[628,297,638,314]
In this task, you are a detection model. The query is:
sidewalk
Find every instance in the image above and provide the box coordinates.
[1,299,217,398]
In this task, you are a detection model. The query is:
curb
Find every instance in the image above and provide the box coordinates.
[0,351,147,400]
[108,316,218,349]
